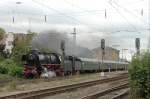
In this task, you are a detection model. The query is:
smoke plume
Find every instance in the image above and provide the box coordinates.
[32,30,83,56]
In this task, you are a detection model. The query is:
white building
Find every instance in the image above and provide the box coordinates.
[4,33,14,54]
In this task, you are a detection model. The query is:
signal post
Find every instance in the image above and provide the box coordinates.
[101,39,105,77]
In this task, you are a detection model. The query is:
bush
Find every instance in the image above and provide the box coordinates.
[0,59,23,77]
[12,33,34,64]
[8,66,23,77]
[129,52,150,98]
[0,65,8,74]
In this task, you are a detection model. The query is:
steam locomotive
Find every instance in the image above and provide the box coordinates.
[22,50,129,78]
[22,49,63,78]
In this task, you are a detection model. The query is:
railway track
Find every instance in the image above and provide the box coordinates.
[111,89,130,99]
[81,82,129,99]
[0,73,128,99]
[0,72,126,87]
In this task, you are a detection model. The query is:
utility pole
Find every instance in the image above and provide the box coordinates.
[60,40,65,76]
[112,44,120,72]
[71,27,76,74]
[72,28,76,48]
[122,49,124,61]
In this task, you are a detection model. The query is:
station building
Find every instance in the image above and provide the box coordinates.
[92,46,120,61]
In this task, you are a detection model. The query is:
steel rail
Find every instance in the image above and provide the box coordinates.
[81,82,129,99]
[111,89,130,99]
[0,73,128,99]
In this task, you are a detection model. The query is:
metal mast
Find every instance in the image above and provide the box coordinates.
[71,27,76,74]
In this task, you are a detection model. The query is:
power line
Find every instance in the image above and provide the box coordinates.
[0,9,109,16]
[113,0,148,25]
[114,0,144,6]
[63,0,123,33]
[63,0,106,14]
[32,0,101,31]
[63,0,110,18]
[108,0,141,34]
[31,0,83,22]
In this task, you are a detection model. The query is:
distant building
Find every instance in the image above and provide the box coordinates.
[13,33,35,46]
[92,46,119,61]
[4,33,14,54]
[0,33,14,57]
[14,33,28,41]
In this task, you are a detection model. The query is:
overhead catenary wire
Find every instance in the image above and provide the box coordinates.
[113,0,148,25]
[63,0,113,35]
[108,0,141,34]
[32,0,103,32]
[0,9,111,17]
[0,0,148,34]
[63,0,107,15]
[114,0,145,6]
[0,1,111,27]
[63,0,147,34]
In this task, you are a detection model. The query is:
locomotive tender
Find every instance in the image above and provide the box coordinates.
[22,50,129,78]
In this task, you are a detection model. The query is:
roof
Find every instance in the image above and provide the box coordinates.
[92,46,119,52]
[80,57,129,64]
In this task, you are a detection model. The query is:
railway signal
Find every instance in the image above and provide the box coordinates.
[101,39,105,57]
[101,39,105,50]
[101,39,105,76]
[135,38,140,55]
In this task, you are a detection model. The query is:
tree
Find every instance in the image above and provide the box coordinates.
[129,52,150,99]
[0,27,5,41]
[12,33,35,64]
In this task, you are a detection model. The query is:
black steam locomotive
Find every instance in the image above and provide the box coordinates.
[22,49,63,78]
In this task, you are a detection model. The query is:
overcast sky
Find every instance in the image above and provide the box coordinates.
[0,0,149,60]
